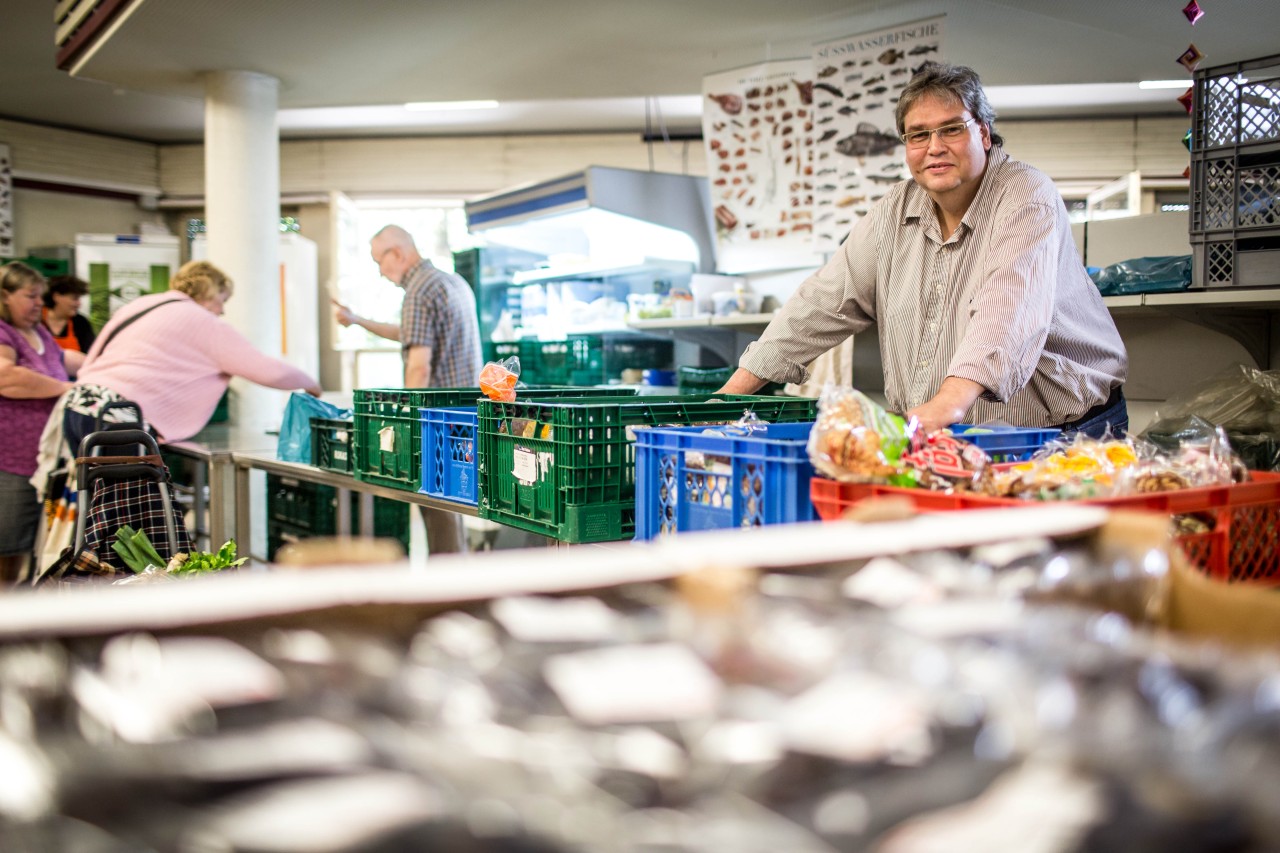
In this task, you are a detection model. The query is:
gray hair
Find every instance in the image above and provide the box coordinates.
[895,61,1004,147]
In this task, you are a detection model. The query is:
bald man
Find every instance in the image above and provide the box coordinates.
[335,224,482,554]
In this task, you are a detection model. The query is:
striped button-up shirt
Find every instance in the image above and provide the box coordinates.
[399,260,482,388]
[741,147,1127,427]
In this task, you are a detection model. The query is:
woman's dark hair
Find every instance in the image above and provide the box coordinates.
[43,275,90,308]
[895,61,1005,147]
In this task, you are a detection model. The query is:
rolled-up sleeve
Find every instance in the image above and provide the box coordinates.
[740,218,879,384]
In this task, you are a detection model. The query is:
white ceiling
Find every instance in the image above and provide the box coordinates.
[3,0,1278,143]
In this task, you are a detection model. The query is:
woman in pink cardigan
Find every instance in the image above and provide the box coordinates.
[64,260,321,446]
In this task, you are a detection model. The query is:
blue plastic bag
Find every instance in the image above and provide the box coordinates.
[276,393,352,463]
[1090,255,1191,296]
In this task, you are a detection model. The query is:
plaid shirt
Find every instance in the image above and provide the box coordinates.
[399,260,482,388]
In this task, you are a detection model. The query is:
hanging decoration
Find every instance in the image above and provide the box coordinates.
[1177,87,1195,113]
[1182,128,1194,151]
[1181,0,1204,25]
[1177,44,1205,72]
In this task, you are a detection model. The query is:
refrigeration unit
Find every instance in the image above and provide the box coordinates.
[462,167,714,381]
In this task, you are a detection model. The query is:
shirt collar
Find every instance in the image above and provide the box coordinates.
[901,145,1008,236]
[399,258,433,290]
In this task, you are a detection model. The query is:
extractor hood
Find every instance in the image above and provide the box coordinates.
[464,166,716,274]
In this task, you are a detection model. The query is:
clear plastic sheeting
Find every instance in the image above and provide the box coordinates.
[1143,364,1280,471]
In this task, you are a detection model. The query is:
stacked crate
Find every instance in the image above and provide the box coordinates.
[1190,53,1280,288]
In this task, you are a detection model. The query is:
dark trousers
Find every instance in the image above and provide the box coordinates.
[1057,386,1128,439]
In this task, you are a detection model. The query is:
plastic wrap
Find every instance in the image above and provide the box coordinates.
[1089,255,1191,296]
[276,393,352,463]
[807,386,913,484]
[1143,365,1280,471]
[478,356,521,403]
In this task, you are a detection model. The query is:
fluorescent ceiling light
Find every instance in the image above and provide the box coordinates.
[404,99,499,112]
[1137,80,1191,89]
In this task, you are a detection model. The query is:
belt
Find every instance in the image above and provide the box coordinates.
[1057,386,1123,432]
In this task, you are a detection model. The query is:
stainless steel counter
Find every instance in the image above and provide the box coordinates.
[228,449,479,557]
[164,425,281,549]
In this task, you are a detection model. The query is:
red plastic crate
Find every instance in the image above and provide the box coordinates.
[810,472,1280,584]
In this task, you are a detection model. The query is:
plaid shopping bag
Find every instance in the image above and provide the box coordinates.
[83,476,192,574]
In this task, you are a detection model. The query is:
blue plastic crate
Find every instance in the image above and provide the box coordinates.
[420,387,642,506]
[633,421,816,540]
[421,406,481,506]
[949,424,1060,462]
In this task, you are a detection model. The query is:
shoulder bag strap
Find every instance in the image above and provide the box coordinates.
[97,296,186,355]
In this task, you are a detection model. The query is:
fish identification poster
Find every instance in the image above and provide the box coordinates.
[809,17,945,254]
[701,59,827,275]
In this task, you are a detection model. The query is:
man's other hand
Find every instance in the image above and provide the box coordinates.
[332,299,357,328]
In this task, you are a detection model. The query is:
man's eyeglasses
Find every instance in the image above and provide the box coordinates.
[901,117,976,148]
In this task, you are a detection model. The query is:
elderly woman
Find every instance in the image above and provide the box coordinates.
[0,262,73,582]
[64,259,322,447]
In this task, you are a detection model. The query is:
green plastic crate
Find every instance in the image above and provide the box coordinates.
[477,394,818,543]
[311,417,355,473]
[569,334,673,385]
[266,474,410,558]
[354,385,634,491]
[0,256,70,279]
[677,366,735,394]
[483,340,521,366]
[353,388,488,490]
[519,339,572,386]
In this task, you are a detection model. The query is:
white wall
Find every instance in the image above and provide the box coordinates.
[0,118,166,255]
[159,134,707,198]
[13,188,165,254]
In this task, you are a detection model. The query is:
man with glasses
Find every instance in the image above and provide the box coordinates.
[721,62,1128,439]
[334,224,481,554]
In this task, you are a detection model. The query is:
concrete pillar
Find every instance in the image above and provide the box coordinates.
[203,70,284,430]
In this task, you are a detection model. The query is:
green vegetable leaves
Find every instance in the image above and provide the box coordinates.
[172,539,247,575]
[112,527,247,576]
[112,525,167,573]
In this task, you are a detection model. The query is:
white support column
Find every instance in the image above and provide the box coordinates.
[204,70,284,429]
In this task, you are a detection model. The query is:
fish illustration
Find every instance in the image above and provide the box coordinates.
[842,60,857,68]
[818,116,835,124]
[878,48,905,65]
[863,74,885,87]
[881,162,903,172]
[864,103,883,111]
[817,130,839,144]
[817,184,838,192]
[833,123,901,158]
[817,100,833,108]
[814,82,844,98]
[867,86,888,96]
[890,67,909,77]
[908,43,939,56]
[847,92,863,101]
[864,174,899,184]
[845,72,863,83]
[861,59,872,66]
[837,105,858,116]
[818,65,839,78]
